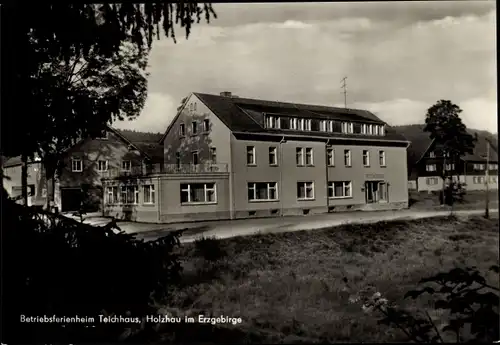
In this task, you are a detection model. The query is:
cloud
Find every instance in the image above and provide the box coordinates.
[133,5,495,134]
[112,92,178,133]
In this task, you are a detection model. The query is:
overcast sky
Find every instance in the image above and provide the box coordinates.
[113,1,497,134]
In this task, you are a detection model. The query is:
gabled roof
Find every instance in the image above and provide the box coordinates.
[114,129,163,143]
[189,92,407,142]
[393,124,499,165]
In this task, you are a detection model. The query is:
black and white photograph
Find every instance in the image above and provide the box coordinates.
[1,1,498,343]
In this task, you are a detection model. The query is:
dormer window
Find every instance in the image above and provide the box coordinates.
[266,115,280,129]
[290,118,298,130]
[328,120,334,132]
[298,118,305,131]
[304,119,311,131]
[379,125,385,136]
[367,124,373,135]
[320,120,327,132]
[429,151,435,158]
[361,124,367,134]
[341,122,353,134]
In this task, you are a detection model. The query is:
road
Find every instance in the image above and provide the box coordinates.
[64,208,498,243]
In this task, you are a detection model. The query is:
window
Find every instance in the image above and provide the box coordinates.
[367,124,373,135]
[175,152,181,168]
[247,146,256,165]
[361,124,367,134]
[290,118,298,130]
[490,176,497,183]
[341,122,353,134]
[120,185,139,204]
[193,102,197,111]
[328,181,352,198]
[379,125,385,136]
[304,119,311,131]
[429,151,435,158]
[489,164,498,170]
[327,148,335,166]
[192,151,199,165]
[266,115,280,129]
[203,119,210,132]
[473,176,485,184]
[269,147,277,165]
[191,121,198,135]
[248,182,278,201]
[379,151,386,167]
[97,160,108,172]
[374,125,379,135]
[362,150,370,167]
[122,160,131,171]
[445,163,455,171]
[181,183,217,204]
[474,164,485,170]
[106,186,118,204]
[426,177,438,185]
[320,120,327,132]
[297,118,305,130]
[305,148,314,165]
[426,164,437,172]
[179,123,185,137]
[210,147,217,164]
[72,158,82,172]
[296,148,304,166]
[344,150,351,167]
[328,120,334,132]
[297,182,314,200]
[143,185,155,204]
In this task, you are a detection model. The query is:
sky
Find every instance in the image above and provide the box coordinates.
[113,1,497,134]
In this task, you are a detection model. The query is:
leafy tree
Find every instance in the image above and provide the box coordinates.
[423,100,476,204]
[1,3,217,206]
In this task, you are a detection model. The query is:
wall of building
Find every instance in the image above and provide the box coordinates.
[163,94,232,169]
[417,174,498,192]
[3,162,47,206]
[229,137,409,219]
[59,131,146,211]
[102,177,160,223]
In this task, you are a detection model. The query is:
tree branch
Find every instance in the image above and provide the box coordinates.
[425,310,444,343]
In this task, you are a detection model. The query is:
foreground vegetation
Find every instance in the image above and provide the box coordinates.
[163,215,499,343]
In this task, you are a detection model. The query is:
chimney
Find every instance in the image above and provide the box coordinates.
[220,91,232,97]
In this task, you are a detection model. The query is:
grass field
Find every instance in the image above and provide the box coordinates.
[158,214,499,343]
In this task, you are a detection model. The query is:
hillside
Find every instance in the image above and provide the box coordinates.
[393,124,498,177]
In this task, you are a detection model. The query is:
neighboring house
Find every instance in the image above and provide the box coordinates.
[2,127,163,213]
[414,136,498,192]
[57,127,163,212]
[103,91,410,223]
[3,155,46,206]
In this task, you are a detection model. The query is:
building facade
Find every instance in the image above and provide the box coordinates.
[3,157,47,207]
[415,139,498,192]
[102,92,410,223]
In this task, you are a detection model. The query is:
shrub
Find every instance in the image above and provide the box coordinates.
[194,236,227,262]
[1,188,183,343]
[345,266,499,343]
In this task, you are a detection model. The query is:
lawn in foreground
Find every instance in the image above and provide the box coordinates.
[161,215,499,343]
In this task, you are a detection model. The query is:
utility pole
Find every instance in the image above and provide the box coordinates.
[340,77,347,108]
[485,138,490,218]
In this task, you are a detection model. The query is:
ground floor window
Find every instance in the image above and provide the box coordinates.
[297,182,314,200]
[143,185,155,204]
[473,176,485,184]
[121,185,139,204]
[106,186,119,204]
[248,182,278,201]
[181,183,216,204]
[328,181,352,198]
[426,177,439,185]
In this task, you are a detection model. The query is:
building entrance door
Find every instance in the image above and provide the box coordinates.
[365,181,387,203]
